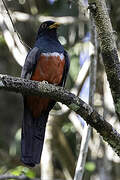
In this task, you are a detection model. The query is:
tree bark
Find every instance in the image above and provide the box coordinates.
[0,74,120,157]
[88,0,120,120]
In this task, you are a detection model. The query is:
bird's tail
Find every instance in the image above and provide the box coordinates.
[21,105,48,167]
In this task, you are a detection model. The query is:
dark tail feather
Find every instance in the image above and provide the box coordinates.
[21,106,48,167]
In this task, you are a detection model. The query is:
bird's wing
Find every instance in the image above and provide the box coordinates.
[60,50,70,87]
[21,47,41,79]
[21,47,45,167]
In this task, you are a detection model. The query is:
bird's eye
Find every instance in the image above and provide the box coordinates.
[41,23,47,29]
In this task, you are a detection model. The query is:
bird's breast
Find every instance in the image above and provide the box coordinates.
[31,52,65,84]
[27,52,65,117]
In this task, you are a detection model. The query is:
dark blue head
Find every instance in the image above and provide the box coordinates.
[36,21,61,40]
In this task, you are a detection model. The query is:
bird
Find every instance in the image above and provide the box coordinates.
[21,20,70,167]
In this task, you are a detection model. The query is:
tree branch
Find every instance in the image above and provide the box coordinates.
[0,74,120,157]
[88,0,120,120]
[0,174,39,180]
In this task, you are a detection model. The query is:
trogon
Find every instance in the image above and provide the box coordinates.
[21,21,70,167]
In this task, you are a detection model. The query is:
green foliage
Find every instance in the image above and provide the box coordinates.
[62,122,76,156]
[85,162,96,172]
[0,166,7,174]
[0,35,5,45]
[68,41,92,83]
[62,122,76,134]
[69,54,80,81]
[69,46,80,82]
[9,166,35,178]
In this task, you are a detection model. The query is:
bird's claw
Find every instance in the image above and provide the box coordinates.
[42,80,48,84]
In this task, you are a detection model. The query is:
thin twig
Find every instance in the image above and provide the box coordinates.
[74,16,97,180]
[1,0,15,30]
[0,14,27,66]
[1,0,31,50]
[71,59,90,96]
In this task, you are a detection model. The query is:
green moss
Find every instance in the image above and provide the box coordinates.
[69,103,80,111]
[115,99,120,114]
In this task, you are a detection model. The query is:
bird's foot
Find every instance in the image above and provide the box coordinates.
[42,80,48,84]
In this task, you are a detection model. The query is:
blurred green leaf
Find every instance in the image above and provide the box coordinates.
[62,122,76,133]
[0,35,5,45]
[0,166,7,174]
[9,166,35,178]
[85,162,96,172]
[69,54,80,81]
[26,170,35,178]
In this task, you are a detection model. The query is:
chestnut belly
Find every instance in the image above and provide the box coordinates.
[27,53,65,117]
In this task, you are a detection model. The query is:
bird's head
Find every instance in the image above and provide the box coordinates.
[36,21,61,39]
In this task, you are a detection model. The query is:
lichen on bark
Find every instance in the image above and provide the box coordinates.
[88,0,120,120]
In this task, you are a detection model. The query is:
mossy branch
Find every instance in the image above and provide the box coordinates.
[88,0,120,120]
[0,74,120,157]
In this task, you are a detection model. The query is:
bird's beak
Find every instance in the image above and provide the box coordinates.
[49,22,61,29]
